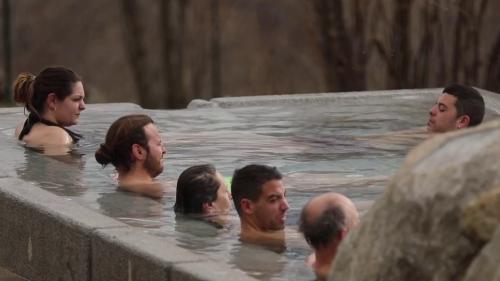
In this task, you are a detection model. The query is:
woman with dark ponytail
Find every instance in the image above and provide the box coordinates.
[13,66,86,152]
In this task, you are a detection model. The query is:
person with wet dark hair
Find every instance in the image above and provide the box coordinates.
[174,164,232,216]
[13,66,85,153]
[299,192,359,281]
[231,164,290,249]
[427,84,485,133]
[95,114,167,198]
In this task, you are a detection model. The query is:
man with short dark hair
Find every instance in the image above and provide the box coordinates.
[231,164,290,248]
[299,192,359,281]
[427,85,485,133]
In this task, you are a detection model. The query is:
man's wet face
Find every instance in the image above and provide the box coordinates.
[251,179,289,231]
[427,93,460,133]
[143,123,166,178]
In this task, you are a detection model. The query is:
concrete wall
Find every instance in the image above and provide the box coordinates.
[0,177,256,281]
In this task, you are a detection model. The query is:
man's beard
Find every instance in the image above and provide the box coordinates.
[144,153,163,178]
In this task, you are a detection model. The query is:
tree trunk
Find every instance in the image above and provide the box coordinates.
[2,0,12,103]
[161,0,186,108]
[350,0,367,90]
[452,0,467,83]
[485,32,500,92]
[313,0,366,92]
[412,0,438,87]
[210,0,221,98]
[470,0,488,84]
[313,0,336,91]
[120,0,154,108]
[389,0,413,88]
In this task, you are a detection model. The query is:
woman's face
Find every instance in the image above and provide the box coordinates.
[209,172,232,215]
[54,81,86,126]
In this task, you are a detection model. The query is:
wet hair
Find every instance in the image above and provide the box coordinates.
[443,85,485,126]
[174,164,222,214]
[231,164,282,216]
[299,203,346,249]
[13,66,81,116]
[95,114,153,172]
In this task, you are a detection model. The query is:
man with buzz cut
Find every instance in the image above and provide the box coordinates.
[231,164,290,250]
[427,84,485,133]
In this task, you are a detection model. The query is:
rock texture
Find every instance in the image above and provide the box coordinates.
[461,186,500,242]
[330,119,500,281]
[462,226,500,281]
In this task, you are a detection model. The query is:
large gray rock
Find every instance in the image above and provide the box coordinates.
[461,187,500,281]
[461,186,500,242]
[462,227,500,281]
[330,119,500,281]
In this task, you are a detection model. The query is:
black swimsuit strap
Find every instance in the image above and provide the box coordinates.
[18,113,82,143]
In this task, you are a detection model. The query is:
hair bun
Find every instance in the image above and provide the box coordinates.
[13,73,36,104]
[95,143,113,166]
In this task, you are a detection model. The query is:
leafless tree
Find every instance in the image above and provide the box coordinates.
[2,0,12,102]
[312,0,367,92]
[210,0,221,98]
[120,0,156,107]
[160,0,187,108]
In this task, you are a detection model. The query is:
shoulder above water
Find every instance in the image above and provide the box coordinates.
[16,121,73,148]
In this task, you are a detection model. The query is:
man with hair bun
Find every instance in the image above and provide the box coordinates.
[299,192,359,281]
[95,114,167,198]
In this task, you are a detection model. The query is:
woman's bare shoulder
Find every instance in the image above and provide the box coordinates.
[24,124,72,146]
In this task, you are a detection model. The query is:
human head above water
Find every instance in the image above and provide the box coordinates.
[231,164,289,231]
[427,85,485,133]
[95,114,165,176]
[299,192,359,250]
[174,164,231,216]
[13,66,84,125]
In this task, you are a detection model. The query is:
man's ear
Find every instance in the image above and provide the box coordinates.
[131,143,147,160]
[457,115,471,129]
[202,202,214,214]
[328,229,348,250]
[338,228,348,241]
[240,198,254,215]
[47,93,57,111]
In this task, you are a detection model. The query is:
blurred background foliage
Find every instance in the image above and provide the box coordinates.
[1,0,500,109]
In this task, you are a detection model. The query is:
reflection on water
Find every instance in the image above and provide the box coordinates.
[2,94,460,280]
[151,215,313,281]
[15,148,87,197]
[97,191,166,228]
[230,244,288,281]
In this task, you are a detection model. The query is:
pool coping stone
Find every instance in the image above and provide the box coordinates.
[0,177,257,281]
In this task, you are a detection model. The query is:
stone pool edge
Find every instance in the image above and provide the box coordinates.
[0,177,257,281]
[188,88,500,114]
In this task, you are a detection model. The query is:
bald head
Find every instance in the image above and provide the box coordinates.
[299,192,359,249]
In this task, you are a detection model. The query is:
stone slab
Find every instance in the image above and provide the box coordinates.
[0,178,126,281]
[91,227,204,281]
[207,88,442,108]
[171,261,258,281]
[463,227,500,281]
